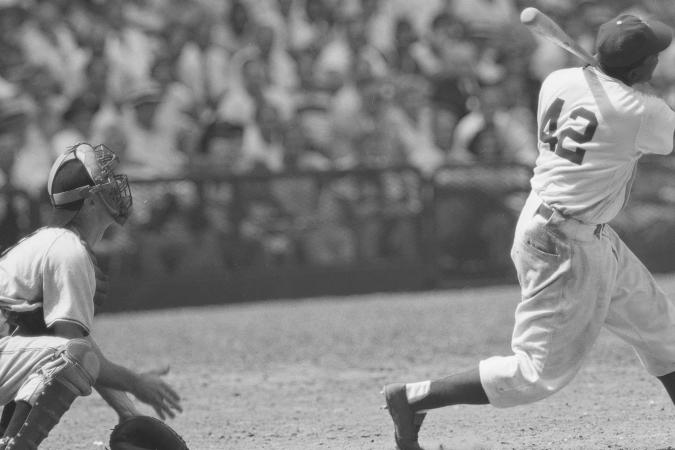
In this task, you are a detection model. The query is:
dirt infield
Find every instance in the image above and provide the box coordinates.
[42,276,675,449]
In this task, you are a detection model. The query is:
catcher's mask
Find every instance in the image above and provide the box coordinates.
[47,143,132,226]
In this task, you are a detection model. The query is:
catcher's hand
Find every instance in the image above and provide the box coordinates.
[109,415,189,450]
[132,365,183,420]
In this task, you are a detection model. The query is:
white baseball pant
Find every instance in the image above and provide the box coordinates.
[480,191,675,408]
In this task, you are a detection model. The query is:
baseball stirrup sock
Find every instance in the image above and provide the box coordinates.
[406,381,431,404]
[410,368,489,411]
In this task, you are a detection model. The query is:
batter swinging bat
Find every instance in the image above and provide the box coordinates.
[520,7,597,67]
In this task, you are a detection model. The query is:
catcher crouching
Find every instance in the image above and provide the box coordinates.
[0,143,186,449]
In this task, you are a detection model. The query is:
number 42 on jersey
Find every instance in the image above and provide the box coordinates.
[539,97,598,165]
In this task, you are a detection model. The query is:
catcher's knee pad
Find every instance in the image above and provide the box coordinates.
[7,339,99,449]
[54,338,100,395]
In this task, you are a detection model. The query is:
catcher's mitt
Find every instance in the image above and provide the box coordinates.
[109,415,189,450]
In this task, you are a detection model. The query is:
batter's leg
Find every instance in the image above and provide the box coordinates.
[383,367,488,449]
[407,367,488,410]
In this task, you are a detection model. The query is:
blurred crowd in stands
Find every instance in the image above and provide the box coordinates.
[3,0,675,273]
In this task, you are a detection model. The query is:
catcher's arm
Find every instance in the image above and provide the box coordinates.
[96,387,140,422]
[53,323,183,419]
[86,335,183,419]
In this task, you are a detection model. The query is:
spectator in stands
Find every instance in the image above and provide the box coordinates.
[388,74,444,175]
[0,97,42,251]
[253,22,298,94]
[239,197,296,267]
[103,3,159,103]
[175,7,230,113]
[313,13,365,93]
[51,95,102,156]
[16,64,65,140]
[222,0,255,52]
[353,80,409,168]
[451,0,517,35]
[302,180,357,265]
[149,55,202,156]
[81,54,113,109]
[451,81,537,166]
[2,97,53,199]
[191,119,247,174]
[294,95,338,169]
[279,117,330,171]
[242,101,285,172]
[120,82,188,178]
[19,2,88,100]
[0,100,27,190]
[0,2,28,64]
[328,36,389,168]
[216,46,271,128]
[390,16,423,74]
[7,0,674,283]
[416,10,477,161]
[360,0,396,54]
[301,0,336,50]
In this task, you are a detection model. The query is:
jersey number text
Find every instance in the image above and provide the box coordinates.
[539,97,598,165]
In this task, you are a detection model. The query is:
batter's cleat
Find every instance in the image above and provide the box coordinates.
[383,383,426,450]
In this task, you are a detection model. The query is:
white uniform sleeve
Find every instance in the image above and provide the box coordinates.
[41,234,95,334]
[636,96,675,155]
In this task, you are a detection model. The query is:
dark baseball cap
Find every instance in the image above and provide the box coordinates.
[47,158,94,227]
[596,14,673,69]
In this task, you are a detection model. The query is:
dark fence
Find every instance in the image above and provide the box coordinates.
[96,166,435,311]
[3,161,675,311]
[430,163,531,284]
[611,158,675,272]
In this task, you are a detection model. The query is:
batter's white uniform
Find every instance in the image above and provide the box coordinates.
[479,66,675,407]
[0,227,95,405]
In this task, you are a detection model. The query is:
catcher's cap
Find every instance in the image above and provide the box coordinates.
[47,143,132,227]
[596,14,672,69]
[47,155,94,227]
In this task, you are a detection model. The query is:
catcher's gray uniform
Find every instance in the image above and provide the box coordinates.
[0,143,132,449]
[0,227,96,402]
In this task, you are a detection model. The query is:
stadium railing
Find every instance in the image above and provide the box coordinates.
[97,166,436,311]
[4,160,675,311]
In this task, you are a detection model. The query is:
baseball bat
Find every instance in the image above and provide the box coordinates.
[520,7,597,66]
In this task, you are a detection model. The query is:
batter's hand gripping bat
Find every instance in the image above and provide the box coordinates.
[520,7,597,67]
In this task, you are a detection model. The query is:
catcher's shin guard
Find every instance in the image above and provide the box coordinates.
[5,339,99,450]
